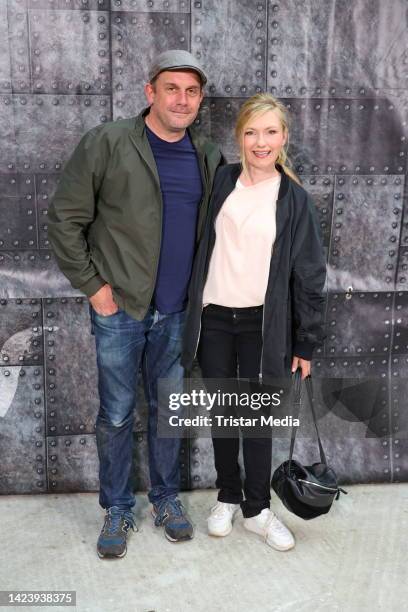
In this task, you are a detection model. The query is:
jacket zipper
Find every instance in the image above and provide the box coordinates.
[193,310,202,360]
[128,133,163,317]
[297,478,338,492]
[145,191,163,315]
[259,303,266,383]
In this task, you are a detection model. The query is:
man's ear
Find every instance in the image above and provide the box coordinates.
[144,82,155,105]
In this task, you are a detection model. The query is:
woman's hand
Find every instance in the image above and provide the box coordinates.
[291,356,311,379]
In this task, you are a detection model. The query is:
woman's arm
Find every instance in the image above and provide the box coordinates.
[290,193,327,377]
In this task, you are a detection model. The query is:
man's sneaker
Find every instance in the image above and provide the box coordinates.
[244,508,295,551]
[152,497,194,542]
[97,506,136,559]
[207,501,240,537]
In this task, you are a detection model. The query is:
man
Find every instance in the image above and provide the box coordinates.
[48,50,224,558]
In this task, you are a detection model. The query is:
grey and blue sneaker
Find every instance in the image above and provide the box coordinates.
[97,506,136,559]
[152,497,194,542]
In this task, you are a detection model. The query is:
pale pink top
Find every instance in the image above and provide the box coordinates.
[203,174,281,308]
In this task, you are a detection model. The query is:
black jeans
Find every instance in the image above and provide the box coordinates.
[197,303,272,518]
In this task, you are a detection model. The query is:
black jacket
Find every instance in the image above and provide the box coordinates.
[181,163,327,382]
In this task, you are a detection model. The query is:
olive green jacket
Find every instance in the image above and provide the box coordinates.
[48,108,224,320]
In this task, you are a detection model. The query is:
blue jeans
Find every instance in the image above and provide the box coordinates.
[90,304,186,511]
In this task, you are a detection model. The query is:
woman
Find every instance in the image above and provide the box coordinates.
[181,94,326,551]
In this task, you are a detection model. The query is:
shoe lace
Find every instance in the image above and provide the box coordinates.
[105,507,135,534]
[155,498,184,526]
[166,498,184,516]
[263,512,287,541]
[211,502,234,518]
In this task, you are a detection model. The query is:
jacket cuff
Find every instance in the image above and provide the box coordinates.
[78,274,106,298]
[293,339,315,361]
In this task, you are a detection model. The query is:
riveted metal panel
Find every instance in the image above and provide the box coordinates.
[13,95,111,173]
[0,250,80,298]
[271,362,392,483]
[0,174,37,250]
[0,4,12,94]
[393,292,408,355]
[197,98,244,162]
[312,357,390,443]
[324,292,393,358]
[7,0,31,94]
[28,0,109,9]
[199,96,407,174]
[47,434,98,492]
[191,0,266,97]
[400,196,408,248]
[0,366,46,493]
[112,12,189,119]
[327,175,404,292]
[390,355,408,412]
[0,298,43,367]
[389,355,408,481]
[190,437,217,489]
[389,438,407,484]
[286,97,407,175]
[313,355,389,380]
[111,0,190,11]
[268,0,408,98]
[179,437,190,490]
[43,297,98,436]
[301,175,334,248]
[396,247,408,291]
[0,97,17,173]
[35,174,61,249]
[29,10,111,95]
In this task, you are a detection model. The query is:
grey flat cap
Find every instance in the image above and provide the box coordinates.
[148,49,207,84]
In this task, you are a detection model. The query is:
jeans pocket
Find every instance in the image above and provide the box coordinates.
[93,307,122,318]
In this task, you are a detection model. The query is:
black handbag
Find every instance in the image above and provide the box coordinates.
[271,370,348,520]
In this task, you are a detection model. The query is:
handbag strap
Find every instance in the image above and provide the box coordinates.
[288,369,302,464]
[288,370,328,469]
[304,375,328,465]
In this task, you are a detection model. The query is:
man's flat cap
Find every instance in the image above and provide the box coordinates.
[148,49,207,84]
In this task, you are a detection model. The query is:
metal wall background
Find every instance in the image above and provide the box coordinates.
[0,0,407,495]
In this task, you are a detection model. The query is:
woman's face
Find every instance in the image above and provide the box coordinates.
[242,109,287,174]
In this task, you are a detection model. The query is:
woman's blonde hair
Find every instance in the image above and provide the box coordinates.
[235,93,301,185]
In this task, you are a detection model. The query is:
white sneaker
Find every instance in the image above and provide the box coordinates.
[244,508,295,551]
[207,501,240,537]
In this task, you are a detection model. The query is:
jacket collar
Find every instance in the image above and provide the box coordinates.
[212,162,292,243]
[129,107,160,184]
[220,162,290,199]
[213,162,291,214]
[130,106,208,184]
[132,106,207,151]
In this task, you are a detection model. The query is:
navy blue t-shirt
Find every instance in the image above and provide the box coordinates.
[146,124,203,314]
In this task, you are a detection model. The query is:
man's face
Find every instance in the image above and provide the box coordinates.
[144,70,204,133]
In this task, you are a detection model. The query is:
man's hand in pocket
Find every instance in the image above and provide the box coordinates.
[89,284,119,316]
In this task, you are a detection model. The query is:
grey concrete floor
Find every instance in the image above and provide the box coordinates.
[1,484,407,612]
